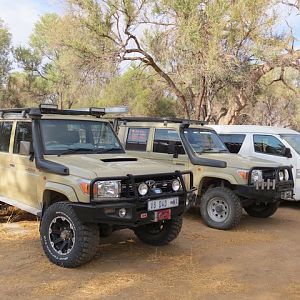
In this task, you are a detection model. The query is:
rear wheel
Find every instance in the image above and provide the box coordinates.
[40,202,99,268]
[244,201,279,218]
[134,217,182,246]
[200,187,242,230]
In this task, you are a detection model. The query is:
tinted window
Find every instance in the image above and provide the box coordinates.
[126,128,150,151]
[14,122,32,154]
[253,135,286,156]
[0,122,13,152]
[219,134,246,153]
[153,129,185,154]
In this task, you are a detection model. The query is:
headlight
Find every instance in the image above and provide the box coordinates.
[172,179,181,191]
[95,180,121,198]
[279,171,284,181]
[284,169,290,181]
[251,170,263,183]
[138,182,148,195]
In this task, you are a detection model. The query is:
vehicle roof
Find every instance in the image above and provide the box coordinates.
[117,119,213,130]
[209,125,299,135]
[0,114,110,122]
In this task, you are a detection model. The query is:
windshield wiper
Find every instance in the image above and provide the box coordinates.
[95,148,123,153]
[58,148,96,156]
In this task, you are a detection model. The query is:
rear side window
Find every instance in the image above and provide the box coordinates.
[253,135,286,156]
[219,134,246,154]
[126,128,150,151]
[153,129,185,154]
[0,122,13,152]
[14,122,32,154]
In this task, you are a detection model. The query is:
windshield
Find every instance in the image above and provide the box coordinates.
[281,134,300,155]
[40,119,123,155]
[183,128,228,153]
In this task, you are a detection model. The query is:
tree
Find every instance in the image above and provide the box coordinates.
[14,13,117,109]
[63,0,300,123]
[97,65,177,117]
[0,19,12,106]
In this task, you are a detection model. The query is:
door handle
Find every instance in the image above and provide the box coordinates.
[9,163,15,167]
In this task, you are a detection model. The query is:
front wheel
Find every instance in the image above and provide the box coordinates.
[40,202,100,268]
[134,217,182,246]
[244,201,279,218]
[200,187,242,230]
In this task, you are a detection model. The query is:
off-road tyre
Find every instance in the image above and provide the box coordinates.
[40,202,99,268]
[134,217,183,246]
[200,187,242,230]
[244,201,279,218]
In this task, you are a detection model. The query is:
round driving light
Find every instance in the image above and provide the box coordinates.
[186,198,189,206]
[138,183,148,196]
[284,169,289,181]
[118,208,127,218]
[279,171,284,181]
[172,179,181,191]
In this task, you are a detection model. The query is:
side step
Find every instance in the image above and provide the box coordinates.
[0,196,41,216]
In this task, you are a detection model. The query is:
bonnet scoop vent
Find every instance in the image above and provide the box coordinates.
[101,158,138,163]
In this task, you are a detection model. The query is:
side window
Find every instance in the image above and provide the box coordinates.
[253,135,286,156]
[126,128,150,151]
[0,122,13,152]
[14,122,32,154]
[153,129,185,155]
[219,134,246,154]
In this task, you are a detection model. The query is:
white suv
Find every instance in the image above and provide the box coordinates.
[210,125,299,201]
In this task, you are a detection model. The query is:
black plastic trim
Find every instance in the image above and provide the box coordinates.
[32,119,69,175]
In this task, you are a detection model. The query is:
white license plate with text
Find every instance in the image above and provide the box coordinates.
[147,197,179,211]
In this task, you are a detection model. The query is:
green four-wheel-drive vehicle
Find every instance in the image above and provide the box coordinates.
[0,106,195,268]
[115,117,294,230]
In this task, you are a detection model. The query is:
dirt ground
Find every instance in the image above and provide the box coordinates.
[1,204,300,300]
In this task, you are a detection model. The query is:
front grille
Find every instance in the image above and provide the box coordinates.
[262,169,276,180]
[120,176,179,198]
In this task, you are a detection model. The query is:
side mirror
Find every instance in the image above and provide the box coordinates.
[167,143,179,158]
[19,141,33,156]
[284,147,292,158]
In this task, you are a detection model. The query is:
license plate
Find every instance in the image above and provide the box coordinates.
[155,209,171,221]
[281,190,293,200]
[147,197,179,211]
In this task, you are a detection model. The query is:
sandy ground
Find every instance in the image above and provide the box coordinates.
[1,203,300,300]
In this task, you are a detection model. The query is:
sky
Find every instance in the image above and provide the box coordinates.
[0,0,62,47]
[0,0,300,48]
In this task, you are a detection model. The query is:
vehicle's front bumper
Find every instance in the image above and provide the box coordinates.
[71,171,196,226]
[235,182,294,202]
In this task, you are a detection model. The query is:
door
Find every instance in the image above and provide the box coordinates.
[149,128,189,167]
[0,121,14,199]
[7,121,38,208]
[251,134,291,165]
[124,127,151,159]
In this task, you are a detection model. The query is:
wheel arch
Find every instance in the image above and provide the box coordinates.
[198,176,235,195]
[42,182,79,214]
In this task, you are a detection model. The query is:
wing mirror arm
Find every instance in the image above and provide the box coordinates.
[284,147,292,158]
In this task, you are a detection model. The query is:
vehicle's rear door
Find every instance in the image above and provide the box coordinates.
[149,128,189,167]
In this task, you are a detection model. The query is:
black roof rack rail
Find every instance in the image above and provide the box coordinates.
[0,105,129,119]
[114,116,207,126]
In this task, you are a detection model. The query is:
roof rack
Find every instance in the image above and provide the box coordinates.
[0,105,129,119]
[114,116,207,126]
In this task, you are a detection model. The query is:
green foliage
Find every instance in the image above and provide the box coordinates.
[97,66,177,117]
[0,19,11,85]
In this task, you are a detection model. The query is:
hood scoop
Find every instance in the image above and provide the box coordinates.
[101,157,138,163]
